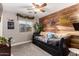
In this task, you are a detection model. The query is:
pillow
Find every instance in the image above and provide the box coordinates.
[37,36,48,43]
[47,32,57,40]
[56,33,70,39]
[40,32,48,37]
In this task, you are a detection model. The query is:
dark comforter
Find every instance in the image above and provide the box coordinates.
[33,35,70,56]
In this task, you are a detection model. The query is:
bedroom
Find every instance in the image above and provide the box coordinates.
[0,3,79,56]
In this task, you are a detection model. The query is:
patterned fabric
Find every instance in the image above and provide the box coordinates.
[47,32,57,40]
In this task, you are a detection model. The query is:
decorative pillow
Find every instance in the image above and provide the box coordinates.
[47,32,57,40]
[40,32,48,37]
[56,33,71,40]
[36,36,48,43]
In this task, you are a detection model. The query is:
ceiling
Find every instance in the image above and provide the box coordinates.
[2,3,77,18]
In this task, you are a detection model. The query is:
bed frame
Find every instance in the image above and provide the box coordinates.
[32,32,70,56]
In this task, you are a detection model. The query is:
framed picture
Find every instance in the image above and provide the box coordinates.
[8,20,14,29]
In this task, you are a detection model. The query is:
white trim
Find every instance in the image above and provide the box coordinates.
[11,40,32,47]
[11,54,14,56]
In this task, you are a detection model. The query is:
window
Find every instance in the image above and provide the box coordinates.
[19,20,33,32]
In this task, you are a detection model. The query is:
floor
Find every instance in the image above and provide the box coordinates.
[11,43,51,56]
[11,43,79,56]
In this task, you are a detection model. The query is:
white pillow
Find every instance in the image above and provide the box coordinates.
[56,33,70,39]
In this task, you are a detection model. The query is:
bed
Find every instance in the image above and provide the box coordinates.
[32,32,70,56]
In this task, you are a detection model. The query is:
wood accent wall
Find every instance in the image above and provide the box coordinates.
[39,3,79,32]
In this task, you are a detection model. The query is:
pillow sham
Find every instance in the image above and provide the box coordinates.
[47,32,58,40]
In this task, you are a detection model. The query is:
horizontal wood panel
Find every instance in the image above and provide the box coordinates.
[39,4,79,32]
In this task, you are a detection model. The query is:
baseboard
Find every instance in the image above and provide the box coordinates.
[11,40,32,47]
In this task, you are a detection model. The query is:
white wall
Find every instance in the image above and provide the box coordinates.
[0,15,3,36]
[0,21,2,36]
[1,10,34,45]
[0,4,3,36]
[0,22,1,36]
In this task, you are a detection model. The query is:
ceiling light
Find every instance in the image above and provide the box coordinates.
[32,3,47,12]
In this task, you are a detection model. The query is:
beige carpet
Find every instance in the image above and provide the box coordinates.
[11,42,79,56]
[11,43,51,56]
